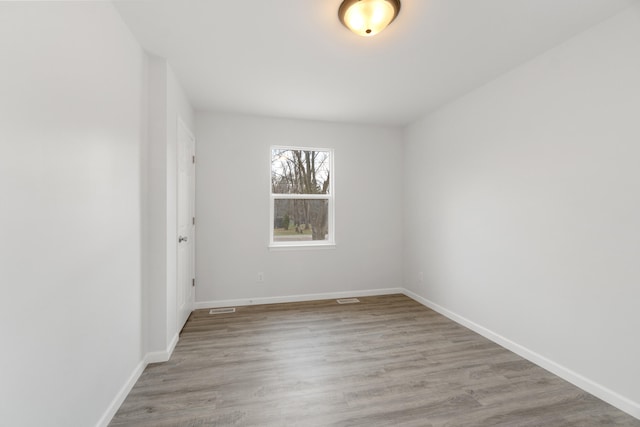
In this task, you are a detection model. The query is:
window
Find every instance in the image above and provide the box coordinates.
[270,147,334,248]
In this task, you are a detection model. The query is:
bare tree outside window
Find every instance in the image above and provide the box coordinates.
[271,148,333,245]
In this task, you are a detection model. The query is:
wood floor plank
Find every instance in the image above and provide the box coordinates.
[110,294,640,426]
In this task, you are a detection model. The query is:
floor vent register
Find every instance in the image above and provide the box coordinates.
[336,298,360,304]
[209,307,236,315]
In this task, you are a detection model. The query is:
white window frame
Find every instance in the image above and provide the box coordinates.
[269,146,335,249]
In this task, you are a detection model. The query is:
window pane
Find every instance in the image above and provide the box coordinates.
[273,199,329,242]
[271,149,330,195]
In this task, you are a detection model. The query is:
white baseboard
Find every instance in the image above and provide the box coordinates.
[145,351,169,364]
[167,332,179,358]
[95,358,147,427]
[194,287,403,309]
[145,333,179,364]
[97,333,180,427]
[401,288,640,420]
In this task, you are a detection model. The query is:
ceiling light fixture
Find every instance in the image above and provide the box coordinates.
[338,0,401,37]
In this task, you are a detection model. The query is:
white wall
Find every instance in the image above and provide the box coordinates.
[0,3,146,426]
[195,113,403,304]
[404,4,640,417]
[145,57,195,357]
[145,56,169,356]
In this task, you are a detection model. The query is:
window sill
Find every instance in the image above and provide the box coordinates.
[269,243,336,251]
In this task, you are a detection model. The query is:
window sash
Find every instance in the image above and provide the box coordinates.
[270,193,330,200]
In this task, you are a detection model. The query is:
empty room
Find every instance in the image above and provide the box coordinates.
[1,0,639,426]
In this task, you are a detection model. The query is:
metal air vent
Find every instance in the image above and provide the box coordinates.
[209,307,236,314]
[336,298,360,304]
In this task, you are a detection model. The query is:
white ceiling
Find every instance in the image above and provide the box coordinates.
[115,0,636,126]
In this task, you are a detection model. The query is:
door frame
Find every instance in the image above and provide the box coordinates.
[176,117,196,331]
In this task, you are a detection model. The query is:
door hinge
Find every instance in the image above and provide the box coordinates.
[192,155,195,164]
[192,217,195,225]
[192,278,195,287]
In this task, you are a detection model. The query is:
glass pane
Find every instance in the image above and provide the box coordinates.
[271,149,330,195]
[273,199,329,242]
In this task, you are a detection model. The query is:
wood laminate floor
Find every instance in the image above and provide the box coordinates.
[110,294,640,426]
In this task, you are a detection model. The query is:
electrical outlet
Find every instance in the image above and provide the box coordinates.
[257,272,264,283]
[419,271,424,283]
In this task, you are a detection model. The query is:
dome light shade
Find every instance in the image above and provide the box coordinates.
[339,0,401,37]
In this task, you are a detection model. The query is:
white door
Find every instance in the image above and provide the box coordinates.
[177,119,195,331]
